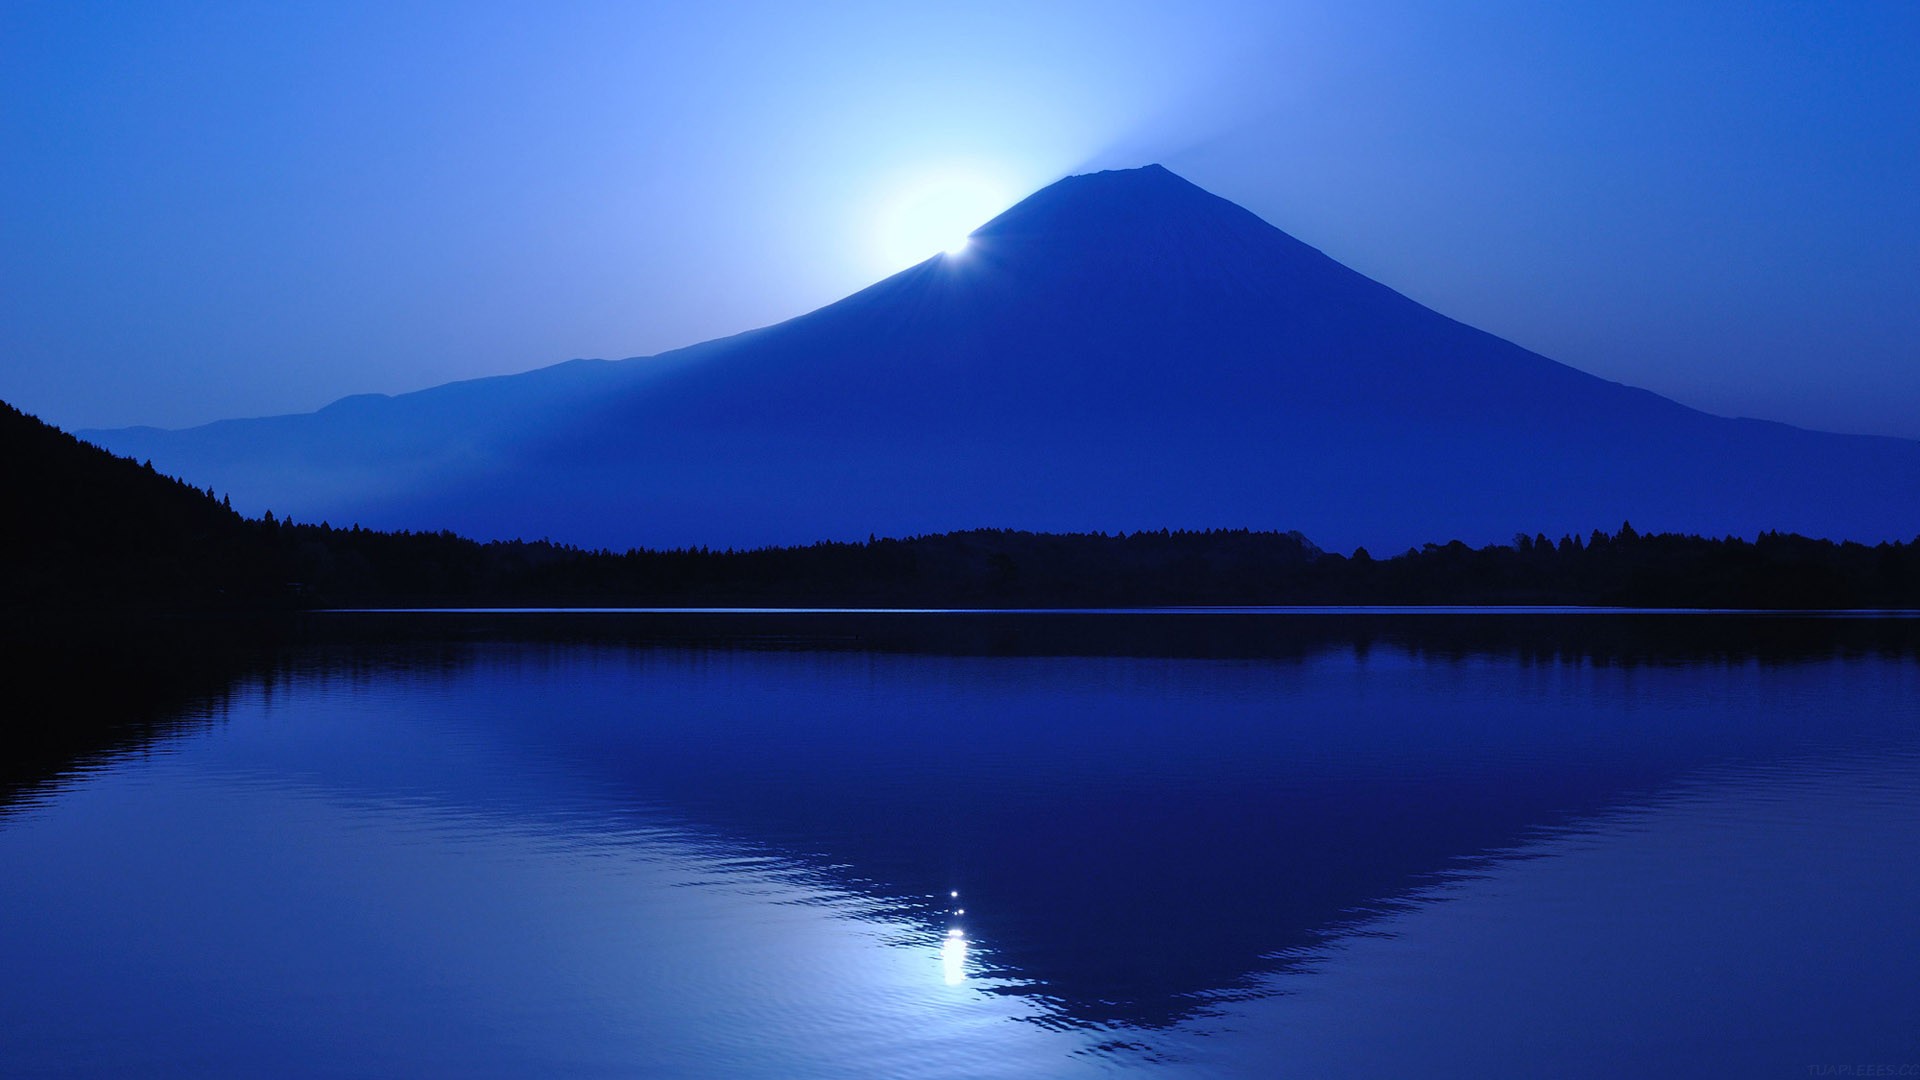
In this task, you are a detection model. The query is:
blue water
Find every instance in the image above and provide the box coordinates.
[2,614,1917,1077]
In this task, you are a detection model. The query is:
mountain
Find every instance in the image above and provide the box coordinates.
[86,165,1920,553]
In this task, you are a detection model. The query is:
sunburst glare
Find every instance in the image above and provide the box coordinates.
[877,169,1015,270]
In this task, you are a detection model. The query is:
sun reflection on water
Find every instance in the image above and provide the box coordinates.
[942,928,968,986]
[941,889,969,986]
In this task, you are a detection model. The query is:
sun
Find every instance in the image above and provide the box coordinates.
[877,170,1014,270]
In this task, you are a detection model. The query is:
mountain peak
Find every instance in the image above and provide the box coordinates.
[972,163,1255,243]
[1060,162,1183,186]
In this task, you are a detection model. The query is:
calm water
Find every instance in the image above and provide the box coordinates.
[3,613,1918,1077]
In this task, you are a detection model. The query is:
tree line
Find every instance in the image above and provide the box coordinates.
[6,399,1918,612]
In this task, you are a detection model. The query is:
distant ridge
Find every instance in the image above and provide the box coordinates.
[86,165,1920,552]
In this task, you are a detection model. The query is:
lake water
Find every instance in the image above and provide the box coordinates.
[4,612,1918,1077]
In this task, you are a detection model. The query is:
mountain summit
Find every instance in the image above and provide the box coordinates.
[89,165,1920,551]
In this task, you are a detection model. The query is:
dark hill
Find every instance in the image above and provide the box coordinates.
[0,400,259,609]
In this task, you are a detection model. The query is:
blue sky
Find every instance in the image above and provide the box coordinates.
[3,1,1916,437]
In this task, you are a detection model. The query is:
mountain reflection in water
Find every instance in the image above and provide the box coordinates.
[0,612,1915,1077]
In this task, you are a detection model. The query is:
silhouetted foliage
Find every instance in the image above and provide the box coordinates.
[1,399,265,611]
[6,399,1920,614]
[189,519,1920,610]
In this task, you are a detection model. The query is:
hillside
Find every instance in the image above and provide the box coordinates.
[0,400,262,609]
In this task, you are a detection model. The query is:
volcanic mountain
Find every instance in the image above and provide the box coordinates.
[88,165,1920,553]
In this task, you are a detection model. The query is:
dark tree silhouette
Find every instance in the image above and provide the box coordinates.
[6,399,1918,615]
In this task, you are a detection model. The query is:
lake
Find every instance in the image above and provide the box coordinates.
[3,611,1917,1077]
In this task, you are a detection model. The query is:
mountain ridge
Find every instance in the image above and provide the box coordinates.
[85,164,1920,552]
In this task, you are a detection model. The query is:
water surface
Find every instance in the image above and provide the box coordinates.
[2,613,1916,1076]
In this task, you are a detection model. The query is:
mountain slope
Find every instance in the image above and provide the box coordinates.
[87,165,1920,552]
[0,400,261,608]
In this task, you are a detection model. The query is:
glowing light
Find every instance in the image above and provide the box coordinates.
[876,170,1014,270]
[950,891,959,898]
[941,928,968,986]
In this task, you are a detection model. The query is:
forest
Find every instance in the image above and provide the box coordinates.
[7,400,1918,613]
